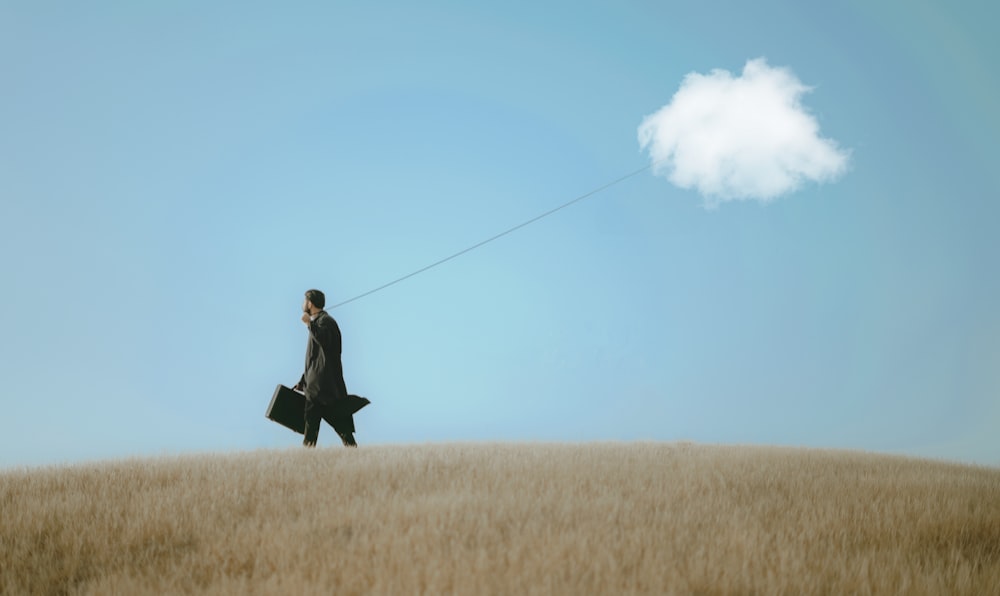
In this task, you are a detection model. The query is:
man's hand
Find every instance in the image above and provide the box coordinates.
[301,312,311,325]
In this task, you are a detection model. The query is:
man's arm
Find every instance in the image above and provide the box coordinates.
[295,311,320,392]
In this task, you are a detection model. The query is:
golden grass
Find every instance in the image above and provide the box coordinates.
[2,443,999,595]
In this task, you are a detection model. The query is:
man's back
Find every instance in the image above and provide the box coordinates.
[303,310,347,403]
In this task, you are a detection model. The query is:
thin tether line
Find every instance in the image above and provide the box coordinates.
[329,163,653,309]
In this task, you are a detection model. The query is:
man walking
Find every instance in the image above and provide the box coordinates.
[294,289,364,447]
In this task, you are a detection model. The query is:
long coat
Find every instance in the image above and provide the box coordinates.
[298,311,370,424]
[299,310,348,404]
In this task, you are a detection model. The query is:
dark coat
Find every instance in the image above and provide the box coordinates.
[298,310,348,404]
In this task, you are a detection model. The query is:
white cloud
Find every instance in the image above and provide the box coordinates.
[638,58,849,206]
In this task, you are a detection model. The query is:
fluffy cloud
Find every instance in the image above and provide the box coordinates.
[638,58,849,206]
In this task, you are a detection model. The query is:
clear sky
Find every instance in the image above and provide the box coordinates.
[2,1,998,468]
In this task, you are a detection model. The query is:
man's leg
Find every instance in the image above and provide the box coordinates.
[303,398,322,447]
[324,410,357,448]
[338,429,357,447]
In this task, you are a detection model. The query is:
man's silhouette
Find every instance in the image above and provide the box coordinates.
[295,289,361,447]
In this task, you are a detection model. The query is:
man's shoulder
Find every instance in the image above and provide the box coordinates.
[316,311,340,328]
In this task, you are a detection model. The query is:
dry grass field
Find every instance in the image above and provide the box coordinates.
[2,442,999,595]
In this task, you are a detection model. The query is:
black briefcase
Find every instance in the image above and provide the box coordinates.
[266,384,307,434]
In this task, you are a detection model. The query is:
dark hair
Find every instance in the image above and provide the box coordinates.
[305,289,326,309]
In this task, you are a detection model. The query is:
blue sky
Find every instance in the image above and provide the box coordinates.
[2,1,998,467]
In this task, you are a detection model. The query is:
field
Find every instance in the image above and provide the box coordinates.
[2,443,999,595]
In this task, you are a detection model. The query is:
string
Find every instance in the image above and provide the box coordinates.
[330,163,652,309]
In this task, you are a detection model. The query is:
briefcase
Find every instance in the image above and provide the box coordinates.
[266,384,307,434]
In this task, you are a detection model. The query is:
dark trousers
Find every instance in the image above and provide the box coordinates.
[303,397,356,446]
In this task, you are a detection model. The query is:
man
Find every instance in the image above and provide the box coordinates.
[294,289,361,448]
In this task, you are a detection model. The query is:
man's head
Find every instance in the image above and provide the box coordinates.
[303,289,326,314]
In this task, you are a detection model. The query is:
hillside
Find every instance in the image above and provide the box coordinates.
[2,443,999,595]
